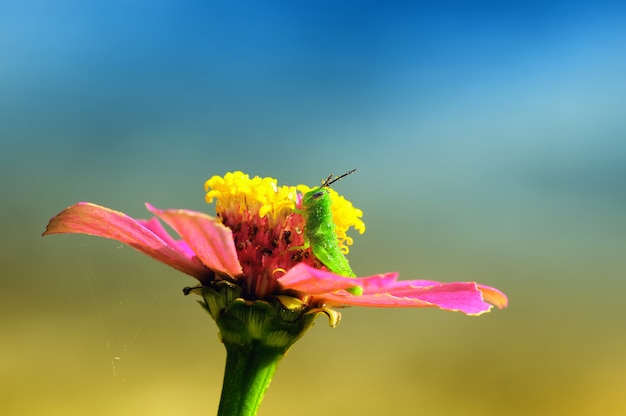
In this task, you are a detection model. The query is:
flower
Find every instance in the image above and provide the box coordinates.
[43,171,507,324]
[43,171,508,416]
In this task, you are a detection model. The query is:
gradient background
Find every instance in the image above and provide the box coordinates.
[2,1,626,415]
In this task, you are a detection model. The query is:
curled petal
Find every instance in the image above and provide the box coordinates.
[477,284,509,309]
[43,202,210,280]
[146,203,243,278]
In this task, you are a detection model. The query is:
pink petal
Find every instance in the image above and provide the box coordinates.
[321,292,437,308]
[392,282,494,314]
[322,282,495,315]
[278,263,378,294]
[137,217,197,259]
[43,202,211,280]
[278,263,504,315]
[146,203,243,278]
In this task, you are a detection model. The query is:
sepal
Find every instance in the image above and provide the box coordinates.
[190,281,320,352]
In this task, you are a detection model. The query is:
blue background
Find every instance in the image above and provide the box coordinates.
[2,1,626,415]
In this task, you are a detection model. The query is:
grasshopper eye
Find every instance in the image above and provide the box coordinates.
[312,190,325,199]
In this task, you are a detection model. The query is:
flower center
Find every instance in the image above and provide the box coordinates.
[204,171,365,297]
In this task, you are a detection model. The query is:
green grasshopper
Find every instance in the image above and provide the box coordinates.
[300,170,363,295]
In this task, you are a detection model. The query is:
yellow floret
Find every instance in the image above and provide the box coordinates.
[205,172,365,252]
[205,171,299,224]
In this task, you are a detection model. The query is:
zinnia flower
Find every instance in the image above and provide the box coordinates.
[43,171,507,416]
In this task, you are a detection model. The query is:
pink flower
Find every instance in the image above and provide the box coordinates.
[43,172,507,323]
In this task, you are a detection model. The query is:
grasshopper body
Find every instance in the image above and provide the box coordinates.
[301,170,356,277]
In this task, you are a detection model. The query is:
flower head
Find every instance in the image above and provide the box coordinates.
[203,171,365,298]
[44,172,507,335]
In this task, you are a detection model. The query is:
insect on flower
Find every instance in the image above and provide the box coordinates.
[300,170,364,294]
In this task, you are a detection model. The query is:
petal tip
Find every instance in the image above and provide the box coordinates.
[478,285,509,310]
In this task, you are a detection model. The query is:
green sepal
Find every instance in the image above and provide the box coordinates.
[191,280,318,351]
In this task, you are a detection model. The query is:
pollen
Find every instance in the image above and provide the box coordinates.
[205,171,299,225]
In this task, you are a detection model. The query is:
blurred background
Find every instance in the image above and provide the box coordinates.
[2,0,625,415]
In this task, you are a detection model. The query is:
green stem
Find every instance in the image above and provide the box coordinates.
[217,341,285,416]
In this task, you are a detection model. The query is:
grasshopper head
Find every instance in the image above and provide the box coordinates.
[302,187,330,208]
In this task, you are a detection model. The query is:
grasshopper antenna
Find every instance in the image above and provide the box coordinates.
[322,169,357,187]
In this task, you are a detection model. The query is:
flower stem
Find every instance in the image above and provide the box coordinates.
[217,341,285,416]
